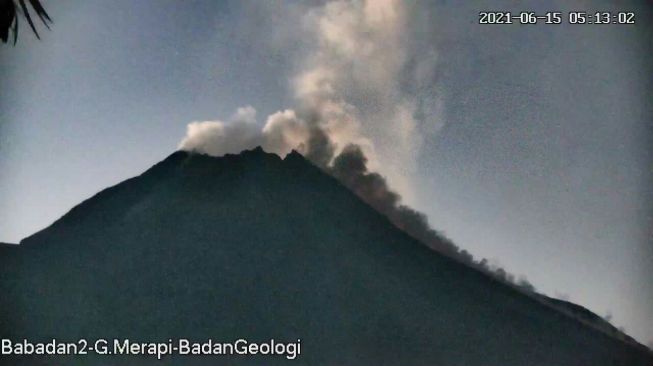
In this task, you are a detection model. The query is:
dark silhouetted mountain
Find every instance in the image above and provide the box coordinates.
[1,148,651,365]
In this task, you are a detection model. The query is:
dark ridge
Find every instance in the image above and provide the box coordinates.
[20,150,191,246]
[539,295,648,350]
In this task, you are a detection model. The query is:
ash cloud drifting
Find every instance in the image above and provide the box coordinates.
[178,0,460,260]
[329,143,468,260]
[178,0,533,290]
[180,0,441,194]
[179,0,437,252]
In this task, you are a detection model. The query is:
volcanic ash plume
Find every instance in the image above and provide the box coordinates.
[178,101,468,262]
[178,0,461,258]
[180,0,442,196]
[178,0,534,290]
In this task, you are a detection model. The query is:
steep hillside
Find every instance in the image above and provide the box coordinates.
[1,148,650,365]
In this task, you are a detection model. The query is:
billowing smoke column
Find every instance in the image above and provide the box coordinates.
[180,0,441,197]
[179,106,473,261]
[178,0,533,291]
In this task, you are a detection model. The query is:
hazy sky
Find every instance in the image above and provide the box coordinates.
[1,0,651,344]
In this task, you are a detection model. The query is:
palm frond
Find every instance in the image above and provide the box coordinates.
[0,0,16,43]
[1,0,51,44]
[28,0,51,27]
[17,0,39,39]
[12,3,17,44]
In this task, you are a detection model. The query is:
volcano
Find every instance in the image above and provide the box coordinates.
[1,148,651,365]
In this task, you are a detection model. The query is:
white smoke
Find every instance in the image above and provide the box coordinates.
[176,0,539,293]
[179,106,261,157]
[261,109,308,158]
[179,0,441,204]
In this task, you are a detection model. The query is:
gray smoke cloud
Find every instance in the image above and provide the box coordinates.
[178,0,533,291]
[327,143,466,259]
[180,0,440,197]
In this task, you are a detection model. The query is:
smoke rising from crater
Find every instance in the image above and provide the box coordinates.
[178,0,462,259]
[178,0,531,289]
[180,0,442,197]
[179,106,261,156]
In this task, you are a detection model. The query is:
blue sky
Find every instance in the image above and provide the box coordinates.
[1,0,651,345]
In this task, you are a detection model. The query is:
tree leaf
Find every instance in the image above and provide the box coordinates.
[18,0,39,40]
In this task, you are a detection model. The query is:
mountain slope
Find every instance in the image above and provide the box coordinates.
[1,148,651,365]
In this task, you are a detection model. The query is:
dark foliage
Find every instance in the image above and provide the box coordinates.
[1,0,51,44]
